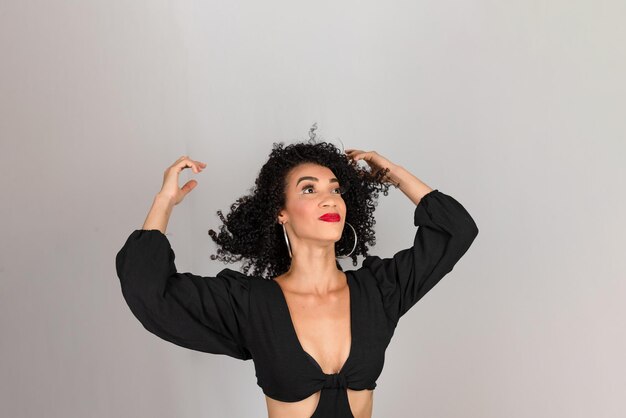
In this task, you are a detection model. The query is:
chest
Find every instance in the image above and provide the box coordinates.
[246,273,393,403]
[282,285,352,374]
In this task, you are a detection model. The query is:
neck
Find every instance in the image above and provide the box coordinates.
[279,245,346,296]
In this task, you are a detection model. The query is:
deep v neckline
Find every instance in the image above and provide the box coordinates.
[271,272,354,376]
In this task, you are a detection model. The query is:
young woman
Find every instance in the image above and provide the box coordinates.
[116,137,479,418]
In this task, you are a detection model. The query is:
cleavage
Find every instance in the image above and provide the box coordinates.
[275,278,352,375]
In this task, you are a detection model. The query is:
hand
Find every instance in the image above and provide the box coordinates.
[159,156,207,205]
[344,149,400,185]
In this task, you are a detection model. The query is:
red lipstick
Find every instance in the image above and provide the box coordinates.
[319,213,341,222]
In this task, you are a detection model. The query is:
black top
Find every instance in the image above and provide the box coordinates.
[115,189,479,417]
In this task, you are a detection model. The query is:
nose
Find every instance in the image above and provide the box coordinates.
[320,194,339,208]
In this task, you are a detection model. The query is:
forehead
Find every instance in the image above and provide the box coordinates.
[287,163,336,183]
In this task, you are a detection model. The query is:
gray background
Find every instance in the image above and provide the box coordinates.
[1,0,624,417]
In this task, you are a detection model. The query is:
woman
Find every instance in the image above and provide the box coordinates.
[115,137,479,418]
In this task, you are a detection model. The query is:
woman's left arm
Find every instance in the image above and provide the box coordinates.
[344,149,434,205]
[346,148,479,326]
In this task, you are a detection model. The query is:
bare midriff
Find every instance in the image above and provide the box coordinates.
[265,389,373,418]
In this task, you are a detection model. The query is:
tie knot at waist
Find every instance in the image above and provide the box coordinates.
[323,373,347,389]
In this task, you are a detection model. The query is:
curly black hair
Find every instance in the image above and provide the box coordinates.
[207,124,395,280]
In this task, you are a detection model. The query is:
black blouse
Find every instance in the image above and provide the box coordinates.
[115,189,479,417]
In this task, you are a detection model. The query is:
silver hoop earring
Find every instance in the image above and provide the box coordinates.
[281,223,293,258]
[336,221,357,259]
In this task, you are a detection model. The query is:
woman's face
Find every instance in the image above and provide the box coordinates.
[277,162,347,249]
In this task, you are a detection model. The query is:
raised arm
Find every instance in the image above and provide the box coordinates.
[344,149,478,327]
[115,156,251,360]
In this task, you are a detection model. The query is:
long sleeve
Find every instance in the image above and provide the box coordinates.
[361,189,479,328]
[115,229,252,360]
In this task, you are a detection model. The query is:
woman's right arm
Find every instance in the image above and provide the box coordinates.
[116,156,252,360]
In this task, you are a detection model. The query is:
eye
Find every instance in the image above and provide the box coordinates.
[301,184,346,195]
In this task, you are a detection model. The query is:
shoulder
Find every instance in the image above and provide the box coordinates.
[344,265,380,292]
[216,267,277,293]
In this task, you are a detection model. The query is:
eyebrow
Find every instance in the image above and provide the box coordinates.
[296,176,339,186]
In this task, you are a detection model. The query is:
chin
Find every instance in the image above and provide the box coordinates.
[318,231,343,242]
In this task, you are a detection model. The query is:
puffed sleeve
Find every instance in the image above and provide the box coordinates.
[362,189,479,327]
[115,229,252,360]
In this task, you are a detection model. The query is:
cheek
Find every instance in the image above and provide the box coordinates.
[291,200,316,218]
[336,198,347,214]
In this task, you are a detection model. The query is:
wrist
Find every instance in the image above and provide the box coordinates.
[154,193,176,207]
[384,164,404,188]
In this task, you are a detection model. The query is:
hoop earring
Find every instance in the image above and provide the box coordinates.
[281,223,293,258]
[336,222,357,259]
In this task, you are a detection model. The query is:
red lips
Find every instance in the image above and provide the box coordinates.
[319,213,341,222]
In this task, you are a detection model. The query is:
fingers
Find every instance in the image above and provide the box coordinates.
[344,149,368,161]
[173,155,207,173]
[181,179,198,193]
[345,149,392,172]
